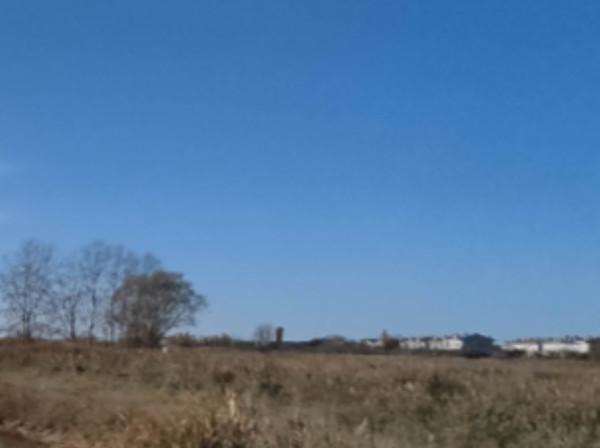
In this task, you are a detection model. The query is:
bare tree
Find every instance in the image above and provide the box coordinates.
[95,244,142,341]
[0,240,56,340]
[78,242,120,340]
[380,330,399,353]
[50,258,86,340]
[111,271,206,347]
[254,324,275,348]
[72,242,161,341]
[40,242,161,342]
[102,248,163,340]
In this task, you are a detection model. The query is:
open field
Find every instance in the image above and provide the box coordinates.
[1,342,600,447]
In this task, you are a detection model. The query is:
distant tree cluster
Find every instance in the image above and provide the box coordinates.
[0,240,206,346]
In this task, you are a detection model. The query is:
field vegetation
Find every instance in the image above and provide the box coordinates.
[2,341,600,447]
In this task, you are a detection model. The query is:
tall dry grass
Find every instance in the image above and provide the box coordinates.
[1,340,600,447]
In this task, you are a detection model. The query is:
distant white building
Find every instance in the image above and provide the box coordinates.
[540,339,589,356]
[427,335,463,351]
[399,337,428,350]
[502,340,541,356]
[361,338,384,348]
[394,335,465,351]
[502,338,590,356]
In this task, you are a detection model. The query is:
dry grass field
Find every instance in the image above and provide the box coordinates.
[1,341,600,447]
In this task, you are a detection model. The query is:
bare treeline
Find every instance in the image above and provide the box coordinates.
[0,240,206,346]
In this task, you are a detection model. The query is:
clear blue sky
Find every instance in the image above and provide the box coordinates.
[1,1,599,341]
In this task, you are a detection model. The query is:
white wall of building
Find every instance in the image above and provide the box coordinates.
[502,339,590,356]
[428,337,463,351]
[400,338,428,350]
[541,340,589,355]
[503,341,540,354]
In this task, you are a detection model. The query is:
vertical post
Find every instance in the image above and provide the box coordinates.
[275,326,284,349]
